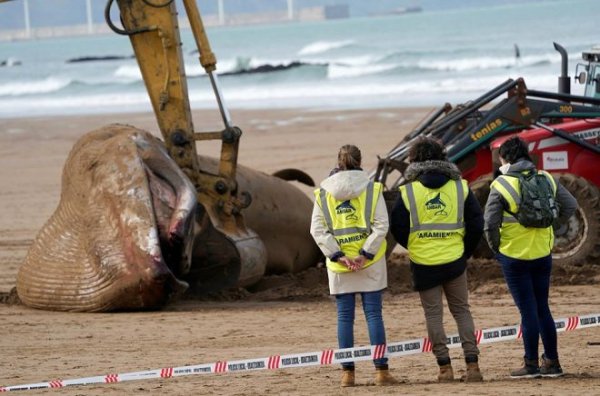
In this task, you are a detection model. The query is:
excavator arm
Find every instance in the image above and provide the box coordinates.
[108,0,267,290]
[109,0,200,174]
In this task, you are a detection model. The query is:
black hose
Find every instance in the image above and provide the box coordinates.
[142,0,175,7]
[105,0,153,36]
[104,0,157,36]
[104,0,128,35]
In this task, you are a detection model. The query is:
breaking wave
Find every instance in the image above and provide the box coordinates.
[297,40,355,56]
[0,77,71,96]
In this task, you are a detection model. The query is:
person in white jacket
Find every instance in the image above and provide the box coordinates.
[310,144,397,388]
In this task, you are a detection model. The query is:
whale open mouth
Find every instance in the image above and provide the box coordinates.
[17,125,196,312]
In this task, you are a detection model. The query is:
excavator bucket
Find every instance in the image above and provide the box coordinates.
[186,156,319,294]
[190,222,267,293]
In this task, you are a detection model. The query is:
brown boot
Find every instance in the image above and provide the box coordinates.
[438,364,454,382]
[463,362,483,382]
[540,354,564,378]
[375,368,399,386]
[340,368,355,387]
[510,357,540,379]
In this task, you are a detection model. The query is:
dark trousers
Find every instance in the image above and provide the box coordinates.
[497,252,558,360]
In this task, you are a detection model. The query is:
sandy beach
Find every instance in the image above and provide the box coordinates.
[1,107,599,395]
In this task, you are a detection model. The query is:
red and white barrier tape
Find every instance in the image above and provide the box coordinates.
[1,313,599,392]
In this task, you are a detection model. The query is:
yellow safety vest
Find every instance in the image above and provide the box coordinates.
[491,170,557,260]
[314,181,386,273]
[399,179,468,265]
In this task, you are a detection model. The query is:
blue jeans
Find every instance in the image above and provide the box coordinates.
[336,290,387,369]
[497,253,558,360]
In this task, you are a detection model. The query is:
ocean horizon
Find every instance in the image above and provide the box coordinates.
[0,0,598,119]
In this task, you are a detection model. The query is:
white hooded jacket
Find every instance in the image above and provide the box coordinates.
[310,170,389,295]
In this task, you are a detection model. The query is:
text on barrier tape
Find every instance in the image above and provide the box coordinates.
[1,313,599,392]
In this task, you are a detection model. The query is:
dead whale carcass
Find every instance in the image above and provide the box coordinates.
[17,125,320,312]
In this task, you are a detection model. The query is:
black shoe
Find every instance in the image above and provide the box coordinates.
[540,354,564,378]
[510,357,541,379]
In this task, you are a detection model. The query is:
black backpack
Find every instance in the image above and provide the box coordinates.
[506,171,558,228]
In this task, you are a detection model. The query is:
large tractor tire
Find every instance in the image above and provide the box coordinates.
[552,173,600,266]
[469,174,495,259]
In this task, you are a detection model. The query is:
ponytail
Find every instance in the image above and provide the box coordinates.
[337,145,362,170]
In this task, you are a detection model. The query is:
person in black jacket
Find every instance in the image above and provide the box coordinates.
[389,136,484,383]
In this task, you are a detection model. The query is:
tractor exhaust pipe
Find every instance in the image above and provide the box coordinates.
[553,42,571,94]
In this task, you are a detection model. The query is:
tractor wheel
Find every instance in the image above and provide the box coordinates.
[469,174,494,259]
[552,174,600,266]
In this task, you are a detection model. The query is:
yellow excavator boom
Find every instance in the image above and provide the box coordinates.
[109,0,267,289]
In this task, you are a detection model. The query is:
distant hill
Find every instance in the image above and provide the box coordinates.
[0,0,558,30]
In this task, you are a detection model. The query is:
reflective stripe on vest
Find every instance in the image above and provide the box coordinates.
[400,179,467,265]
[491,170,557,260]
[315,181,386,273]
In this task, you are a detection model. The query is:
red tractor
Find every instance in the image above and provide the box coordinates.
[375,43,600,266]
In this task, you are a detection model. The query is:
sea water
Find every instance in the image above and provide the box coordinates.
[0,0,598,118]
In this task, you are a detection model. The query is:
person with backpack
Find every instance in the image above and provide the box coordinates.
[310,144,399,387]
[389,136,484,383]
[484,136,577,379]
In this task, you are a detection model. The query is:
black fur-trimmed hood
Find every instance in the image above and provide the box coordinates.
[405,160,462,189]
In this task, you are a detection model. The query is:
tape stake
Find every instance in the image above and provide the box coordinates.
[1,313,599,392]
